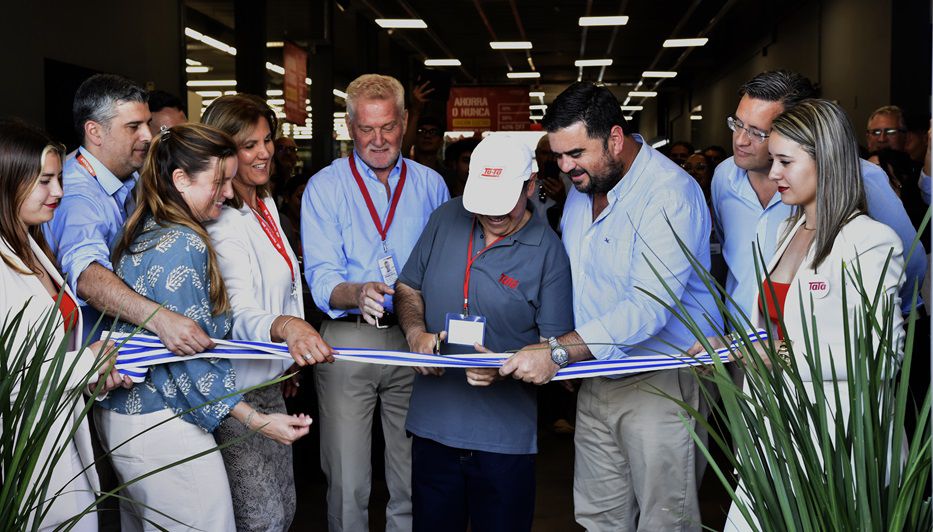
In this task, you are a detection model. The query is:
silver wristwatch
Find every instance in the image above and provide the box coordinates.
[548,336,570,368]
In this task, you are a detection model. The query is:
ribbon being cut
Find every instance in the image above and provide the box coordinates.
[110,330,768,383]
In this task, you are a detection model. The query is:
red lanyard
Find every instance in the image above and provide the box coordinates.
[251,199,295,284]
[462,217,509,314]
[349,152,407,251]
[76,153,96,177]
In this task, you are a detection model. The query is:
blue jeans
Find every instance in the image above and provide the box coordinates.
[411,435,535,532]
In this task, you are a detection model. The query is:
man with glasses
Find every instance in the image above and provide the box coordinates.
[412,115,446,175]
[301,73,449,532]
[866,105,908,153]
[711,70,925,321]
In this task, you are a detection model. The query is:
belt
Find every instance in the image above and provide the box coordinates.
[330,313,399,328]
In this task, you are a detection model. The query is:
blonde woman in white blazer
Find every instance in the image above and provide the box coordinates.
[0,122,129,531]
[203,95,335,531]
[700,100,907,531]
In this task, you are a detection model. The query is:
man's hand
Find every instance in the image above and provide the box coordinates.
[541,176,566,203]
[409,331,446,377]
[149,308,215,356]
[465,343,503,387]
[358,282,394,325]
[282,318,335,366]
[411,80,434,109]
[499,342,559,385]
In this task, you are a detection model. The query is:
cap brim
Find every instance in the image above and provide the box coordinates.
[462,177,524,216]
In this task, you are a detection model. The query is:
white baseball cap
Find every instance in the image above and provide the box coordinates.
[462,135,534,216]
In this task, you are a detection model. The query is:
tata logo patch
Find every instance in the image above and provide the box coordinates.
[481,167,503,178]
[499,273,519,290]
[808,277,829,298]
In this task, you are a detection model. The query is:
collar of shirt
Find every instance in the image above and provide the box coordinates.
[722,160,783,211]
[592,133,651,219]
[351,149,405,184]
[77,146,137,197]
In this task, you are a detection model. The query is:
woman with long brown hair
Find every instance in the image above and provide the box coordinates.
[94,123,312,531]
[201,94,333,531]
[0,119,128,531]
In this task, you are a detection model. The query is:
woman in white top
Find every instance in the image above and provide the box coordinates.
[0,121,129,531]
[202,95,335,531]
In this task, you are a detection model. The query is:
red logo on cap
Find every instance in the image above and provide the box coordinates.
[482,167,503,178]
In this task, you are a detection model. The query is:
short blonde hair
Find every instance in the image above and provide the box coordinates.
[346,74,405,121]
[867,105,905,129]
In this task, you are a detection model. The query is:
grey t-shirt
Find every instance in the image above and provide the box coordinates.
[399,197,574,454]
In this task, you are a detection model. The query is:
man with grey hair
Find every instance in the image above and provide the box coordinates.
[301,73,449,532]
[866,105,908,153]
[45,73,214,354]
[711,70,925,322]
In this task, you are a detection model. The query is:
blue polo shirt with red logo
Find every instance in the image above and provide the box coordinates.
[399,197,573,455]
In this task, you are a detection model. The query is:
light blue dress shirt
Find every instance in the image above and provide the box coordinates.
[43,147,137,340]
[711,156,926,319]
[560,135,722,362]
[301,151,449,317]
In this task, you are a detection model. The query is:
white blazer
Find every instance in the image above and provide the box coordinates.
[0,235,100,530]
[752,214,905,384]
[207,196,300,388]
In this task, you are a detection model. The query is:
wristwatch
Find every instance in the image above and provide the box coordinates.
[548,337,570,368]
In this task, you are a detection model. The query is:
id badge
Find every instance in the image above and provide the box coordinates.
[377,250,399,286]
[445,312,486,346]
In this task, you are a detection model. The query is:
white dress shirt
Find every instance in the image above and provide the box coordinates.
[208,196,298,389]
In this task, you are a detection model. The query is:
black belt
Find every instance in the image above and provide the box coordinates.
[330,313,399,327]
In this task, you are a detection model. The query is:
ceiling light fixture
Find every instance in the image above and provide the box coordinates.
[628,91,657,97]
[266,41,284,47]
[267,89,283,96]
[333,89,348,99]
[490,41,533,50]
[424,59,462,67]
[186,58,202,66]
[642,71,677,78]
[620,105,644,111]
[187,80,237,87]
[265,62,285,75]
[574,59,613,67]
[529,104,547,110]
[375,19,427,29]
[529,91,545,98]
[507,72,540,79]
[186,66,209,74]
[663,38,708,47]
[578,16,629,26]
[690,114,703,120]
[651,139,670,148]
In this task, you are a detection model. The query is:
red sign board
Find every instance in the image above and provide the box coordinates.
[283,42,308,125]
[447,86,530,132]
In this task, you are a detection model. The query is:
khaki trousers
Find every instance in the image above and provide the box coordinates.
[315,320,413,532]
[573,369,701,532]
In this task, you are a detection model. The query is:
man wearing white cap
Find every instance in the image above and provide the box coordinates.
[395,135,574,532]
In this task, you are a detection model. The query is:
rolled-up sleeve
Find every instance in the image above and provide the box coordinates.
[301,173,351,318]
[44,192,114,295]
[577,196,709,360]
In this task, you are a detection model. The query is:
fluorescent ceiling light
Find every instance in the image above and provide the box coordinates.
[333,89,348,99]
[507,72,540,79]
[376,19,427,28]
[623,116,633,121]
[185,27,236,55]
[224,90,237,95]
[195,90,222,97]
[266,62,285,75]
[267,89,283,96]
[643,71,677,78]
[267,99,286,105]
[651,139,670,148]
[186,66,209,73]
[424,59,462,67]
[334,112,347,118]
[529,91,545,98]
[266,41,284,47]
[187,80,237,87]
[578,16,629,26]
[529,104,548,110]
[690,114,703,120]
[663,38,708,47]
[490,41,532,50]
[692,104,703,112]
[620,105,644,111]
[628,91,657,97]
[574,59,613,67]
[186,58,202,66]
[530,115,545,120]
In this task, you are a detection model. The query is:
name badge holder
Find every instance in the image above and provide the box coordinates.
[445,313,487,346]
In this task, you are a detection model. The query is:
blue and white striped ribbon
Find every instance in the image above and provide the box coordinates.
[111,330,768,383]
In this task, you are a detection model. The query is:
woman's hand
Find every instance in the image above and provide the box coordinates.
[281,364,302,398]
[282,318,335,366]
[253,412,312,445]
[87,340,133,394]
[465,343,503,387]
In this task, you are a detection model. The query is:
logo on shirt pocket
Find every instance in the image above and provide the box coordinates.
[499,273,519,290]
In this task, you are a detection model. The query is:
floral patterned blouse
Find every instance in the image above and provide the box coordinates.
[98,217,242,432]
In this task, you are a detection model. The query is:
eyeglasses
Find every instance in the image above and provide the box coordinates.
[417,127,442,137]
[727,116,770,143]
[866,127,905,137]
